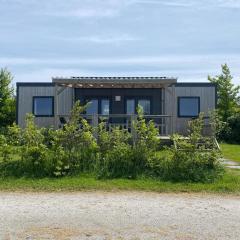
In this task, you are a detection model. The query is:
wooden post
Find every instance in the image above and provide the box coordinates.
[131,114,137,145]
[72,85,75,109]
[161,86,166,135]
[171,84,176,135]
[54,84,58,129]
[92,114,98,138]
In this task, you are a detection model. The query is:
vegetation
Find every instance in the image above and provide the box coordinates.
[0,170,239,194]
[220,143,240,163]
[0,68,16,130]
[208,64,240,143]
[149,114,223,182]
[0,102,223,183]
[208,64,240,122]
[220,112,240,143]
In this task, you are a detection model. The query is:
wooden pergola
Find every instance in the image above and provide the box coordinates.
[52,77,177,134]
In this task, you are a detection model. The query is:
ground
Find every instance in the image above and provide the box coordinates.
[220,143,240,163]
[1,192,240,240]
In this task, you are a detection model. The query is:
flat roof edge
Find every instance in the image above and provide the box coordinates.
[175,82,216,87]
[17,82,55,87]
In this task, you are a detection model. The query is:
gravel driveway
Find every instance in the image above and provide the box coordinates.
[0,192,240,240]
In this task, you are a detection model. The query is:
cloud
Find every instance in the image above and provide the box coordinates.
[0,0,131,18]
[134,0,194,7]
[3,54,240,86]
[46,8,118,18]
[133,0,240,9]
[37,0,131,19]
[1,54,240,67]
[218,0,240,8]
[56,34,140,44]
[11,68,94,84]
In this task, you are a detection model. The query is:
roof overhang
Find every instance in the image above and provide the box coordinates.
[52,77,177,88]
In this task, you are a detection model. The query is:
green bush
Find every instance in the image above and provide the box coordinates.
[53,101,98,174]
[151,149,223,182]
[96,107,160,179]
[96,126,132,178]
[0,103,224,183]
[147,114,224,182]
[0,134,12,162]
[220,112,240,143]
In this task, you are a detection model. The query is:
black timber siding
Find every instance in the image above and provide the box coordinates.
[74,88,163,115]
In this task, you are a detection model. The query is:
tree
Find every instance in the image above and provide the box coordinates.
[208,64,240,122]
[0,68,16,128]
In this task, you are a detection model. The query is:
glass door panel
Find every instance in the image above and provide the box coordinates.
[86,99,98,115]
[138,99,150,114]
[126,99,135,115]
[101,99,110,115]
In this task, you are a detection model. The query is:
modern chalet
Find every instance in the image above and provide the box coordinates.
[16,77,216,136]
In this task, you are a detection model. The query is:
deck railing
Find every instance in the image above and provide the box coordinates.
[58,114,173,136]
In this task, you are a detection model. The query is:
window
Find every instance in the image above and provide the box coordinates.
[178,97,200,117]
[33,97,54,117]
[126,99,135,114]
[138,99,151,115]
[86,99,98,115]
[86,98,110,115]
[101,99,110,115]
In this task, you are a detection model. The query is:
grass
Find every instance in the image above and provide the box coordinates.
[220,143,240,163]
[0,169,240,194]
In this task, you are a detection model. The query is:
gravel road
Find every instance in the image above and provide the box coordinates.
[0,192,240,240]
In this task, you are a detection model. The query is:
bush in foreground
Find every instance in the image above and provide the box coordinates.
[0,102,224,183]
[147,115,224,182]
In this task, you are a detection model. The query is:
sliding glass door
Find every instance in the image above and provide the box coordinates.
[126,98,151,115]
[86,98,110,115]
[138,99,150,115]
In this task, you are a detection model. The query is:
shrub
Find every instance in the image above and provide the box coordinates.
[96,126,133,178]
[52,101,98,174]
[0,134,12,162]
[147,114,224,182]
[97,107,160,179]
[0,102,224,183]
[220,112,240,143]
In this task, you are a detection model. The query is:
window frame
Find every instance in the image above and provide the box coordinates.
[86,98,99,115]
[177,96,200,118]
[85,97,111,115]
[32,96,54,117]
[125,97,152,115]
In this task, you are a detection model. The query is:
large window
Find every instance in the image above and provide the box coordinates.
[101,99,110,115]
[178,97,200,117]
[86,99,98,115]
[126,99,135,114]
[86,98,110,115]
[138,99,151,115]
[33,97,54,117]
[126,98,151,115]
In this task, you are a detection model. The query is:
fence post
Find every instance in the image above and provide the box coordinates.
[92,114,98,138]
[131,114,137,145]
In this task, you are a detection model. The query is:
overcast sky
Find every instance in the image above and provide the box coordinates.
[0,0,240,85]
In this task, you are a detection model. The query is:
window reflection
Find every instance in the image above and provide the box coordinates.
[126,99,135,114]
[33,97,53,116]
[86,99,98,114]
[178,97,199,117]
[101,99,110,115]
[138,99,150,115]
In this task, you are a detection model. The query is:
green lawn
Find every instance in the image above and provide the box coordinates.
[220,143,240,163]
[0,170,240,194]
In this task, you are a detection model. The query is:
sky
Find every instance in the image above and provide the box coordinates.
[0,0,240,86]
